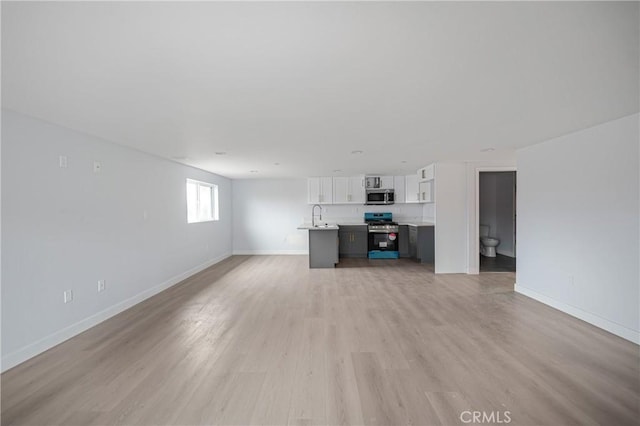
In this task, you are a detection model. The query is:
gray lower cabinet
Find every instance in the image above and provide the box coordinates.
[408,225,434,264]
[399,225,410,258]
[409,226,418,259]
[308,229,339,268]
[338,226,368,258]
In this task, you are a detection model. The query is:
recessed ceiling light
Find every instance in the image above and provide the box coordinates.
[401,160,407,164]
[481,147,495,152]
[171,156,189,161]
[351,150,363,155]
[274,163,280,166]
[250,170,258,173]
[333,169,342,173]
[215,151,227,156]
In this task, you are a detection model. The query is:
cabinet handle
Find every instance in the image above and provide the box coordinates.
[348,194,351,202]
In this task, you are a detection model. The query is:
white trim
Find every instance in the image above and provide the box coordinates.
[1,253,232,373]
[232,250,308,255]
[515,283,640,345]
[469,165,517,274]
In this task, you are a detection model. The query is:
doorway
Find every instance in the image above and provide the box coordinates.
[478,171,516,272]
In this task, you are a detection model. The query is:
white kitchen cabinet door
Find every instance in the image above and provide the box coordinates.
[419,180,433,203]
[418,164,435,182]
[333,176,365,204]
[332,177,349,204]
[308,177,333,204]
[320,177,333,204]
[308,178,321,204]
[380,176,394,189]
[405,174,420,203]
[348,176,366,203]
[393,176,406,203]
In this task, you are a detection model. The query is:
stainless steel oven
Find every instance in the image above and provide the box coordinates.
[364,212,399,259]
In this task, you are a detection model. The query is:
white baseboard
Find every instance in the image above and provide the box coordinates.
[515,283,640,345]
[232,250,308,255]
[1,253,232,373]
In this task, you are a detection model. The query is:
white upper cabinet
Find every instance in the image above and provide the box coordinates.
[349,176,366,203]
[333,176,365,204]
[419,180,434,203]
[332,177,349,204]
[393,176,406,203]
[405,174,419,203]
[415,163,435,203]
[308,177,333,204]
[380,176,394,189]
[418,164,435,182]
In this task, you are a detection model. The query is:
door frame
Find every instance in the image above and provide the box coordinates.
[468,166,517,274]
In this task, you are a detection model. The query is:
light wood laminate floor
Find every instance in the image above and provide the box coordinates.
[2,256,639,425]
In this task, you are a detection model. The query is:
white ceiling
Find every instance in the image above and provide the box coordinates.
[2,1,638,179]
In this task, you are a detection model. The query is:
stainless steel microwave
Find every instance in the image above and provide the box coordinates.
[366,189,395,205]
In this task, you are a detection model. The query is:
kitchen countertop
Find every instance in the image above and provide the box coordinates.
[297,224,339,230]
[298,221,435,230]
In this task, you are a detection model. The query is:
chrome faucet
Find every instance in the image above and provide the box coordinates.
[312,204,322,227]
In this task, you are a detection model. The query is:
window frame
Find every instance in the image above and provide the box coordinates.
[186,178,219,224]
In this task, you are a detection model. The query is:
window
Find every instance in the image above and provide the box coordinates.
[186,179,219,223]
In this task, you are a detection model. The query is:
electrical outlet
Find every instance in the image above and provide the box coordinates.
[93,161,102,173]
[63,290,73,303]
[97,280,106,293]
[59,155,68,168]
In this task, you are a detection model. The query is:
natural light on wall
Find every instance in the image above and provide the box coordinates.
[186,179,219,223]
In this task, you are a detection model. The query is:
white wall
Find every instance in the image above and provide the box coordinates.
[422,202,435,221]
[232,179,309,254]
[516,113,639,344]
[1,110,233,371]
[434,163,468,273]
[479,171,516,257]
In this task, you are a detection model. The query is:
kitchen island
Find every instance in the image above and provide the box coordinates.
[297,224,339,268]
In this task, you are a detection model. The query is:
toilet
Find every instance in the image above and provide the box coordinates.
[479,225,500,257]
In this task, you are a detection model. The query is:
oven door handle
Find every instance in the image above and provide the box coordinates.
[368,229,395,233]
